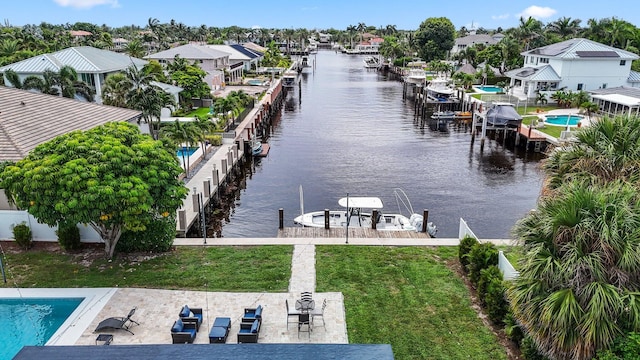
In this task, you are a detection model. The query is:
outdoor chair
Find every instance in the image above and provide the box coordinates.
[171,318,198,344]
[241,305,263,325]
[237,319,260,343]
[179,305,203,331]
[311,298,327,329]
[300,292,313,301]
[285,299,302,329]
[94,307,139,335]
[298,313,311,338]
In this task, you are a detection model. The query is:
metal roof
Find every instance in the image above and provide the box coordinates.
[524,38,638,60]
[505,65,560,81]
[591,93,640,107]
[14,344,395,360]
[230,44,262,59]
[589,86,640,98]
[206,45,253,61]
[0,47,147,74]
[0,86,142,162]
[145,44,230,60]
[628,71,640,82]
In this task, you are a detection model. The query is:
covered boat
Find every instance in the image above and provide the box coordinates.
[485,103,523,127]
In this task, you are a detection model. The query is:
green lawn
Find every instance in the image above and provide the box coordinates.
[183,107,212,118]
[316,246,508,360]
[0,246,292,291]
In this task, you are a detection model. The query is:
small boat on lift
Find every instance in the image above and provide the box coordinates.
[282,70,299,88]
[293,188,437,236]
[250,138,263,156]
[363,56,380,69]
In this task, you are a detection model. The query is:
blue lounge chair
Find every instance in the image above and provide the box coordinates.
[241,305,263,325]
[171,318,197,344]
[179,305,203,331]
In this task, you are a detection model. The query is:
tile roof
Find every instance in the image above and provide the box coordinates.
[455,34,498,46]
[0,47,147,74]
[145,44,230,60]
[505,65,561,81]
[524,38,639,60]
[0,87,142,162]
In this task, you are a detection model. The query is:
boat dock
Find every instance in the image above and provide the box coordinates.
[277,227,432,238]
[256,143,270,157]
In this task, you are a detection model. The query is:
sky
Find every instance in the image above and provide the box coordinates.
[3,0,640,31]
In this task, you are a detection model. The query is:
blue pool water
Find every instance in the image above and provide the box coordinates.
[176,147,198,158]
[0,297,83,360]
[475,85,504,93]
[247,79,265,86]
[544,114,583,126]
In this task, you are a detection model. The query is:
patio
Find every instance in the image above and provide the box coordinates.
[77,288,348,346]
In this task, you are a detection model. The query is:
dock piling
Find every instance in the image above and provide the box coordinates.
[324,209,330,229]
[279,208,284,230]
[421,209,429,233]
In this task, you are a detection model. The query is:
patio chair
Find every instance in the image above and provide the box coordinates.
[300,292,313,301]
[94,307,139,335]
[237,319,260,343]
[311,299,327,329]
[285,299,301,329]
[241,305,263,325]
[179,305,203,331]
[171,318,198,344]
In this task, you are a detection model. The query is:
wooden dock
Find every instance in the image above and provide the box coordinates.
[256,143,270,157]
[278,227,432,238]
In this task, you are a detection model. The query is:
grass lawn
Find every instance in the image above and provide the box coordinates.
[0,245,292,292]
[316,246,508,360]
[183,107,212,118]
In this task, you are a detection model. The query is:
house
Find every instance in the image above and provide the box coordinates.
[111,37,130,52]
[206,44,263,72]
[0,46,148,103]
[355,38,384,54]
[0,86,142,210]
[505,38,639,99]
[450,33,503,56]
[589,86,640,117]
[145,44,240,86]
[318,33,331,43]
[69,30,92,42]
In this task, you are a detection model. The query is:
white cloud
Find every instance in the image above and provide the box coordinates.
[53,0,120,9]
[518,5,557,20]
[492,13,510,20]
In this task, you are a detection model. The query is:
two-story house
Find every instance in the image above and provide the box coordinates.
[206,44,263,73]
[144,44,239,87]
[450,32,504,57]
[505,38,639,100]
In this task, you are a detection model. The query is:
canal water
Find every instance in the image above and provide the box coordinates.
[210,50,544,239]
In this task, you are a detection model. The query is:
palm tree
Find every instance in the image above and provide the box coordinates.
[193,115,216,158]
[101,72,129,107]
[546,17,582,39]
[510,179,640,360]
[160,120,200,177]
[124,39,146,58]
[346,25,357,49]
[56,65,94,101]
[535,92,548,106]
[580,101,599,121]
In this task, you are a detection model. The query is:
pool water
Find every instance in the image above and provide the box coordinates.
[475,85,504,93]
[0,297,83,360]
[176,147,198,158]
[544,114,583,126]
[247,79,265,86]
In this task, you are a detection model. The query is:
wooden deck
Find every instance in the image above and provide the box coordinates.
[518,125,548,140]
[278,227,432,238]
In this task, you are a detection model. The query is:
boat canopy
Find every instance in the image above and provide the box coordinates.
[338,197,384,209]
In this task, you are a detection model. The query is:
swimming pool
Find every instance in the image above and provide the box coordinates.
[247,79,266,86]
[475,85,504,93]
[176,147,198,158]
[544,114,584,127]
[1,297,83,360]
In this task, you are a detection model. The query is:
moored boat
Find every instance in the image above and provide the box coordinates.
[363,56,380,69]
[282,70,299,88]
[404,68,426,84]
[426,78,455,101]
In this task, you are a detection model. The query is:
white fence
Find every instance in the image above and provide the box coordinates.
[0,210,102,242]
[459,218,519,280]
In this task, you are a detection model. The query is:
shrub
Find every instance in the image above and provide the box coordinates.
[467,242,498,285]
[484,275,508,324]
[458,235,479,271]
[596,332,640,359]
[116,216,177,253]
[477,265,502,301]
[56,223,81,251]
[504,312,524,344]
[12,222,32,250]
[520,335,549,360]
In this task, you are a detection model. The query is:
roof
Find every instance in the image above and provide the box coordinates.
[0,86,142,162]
[145,44,230,61]
[230,44,262,59]
[457,63,476,74]
[589,86,640,107]
[505,65,561,81]
[242,42,267,53]
[455,34,498,46]
[69,30,92,36]
[338,197,384,209]
[150,81,183,95]
[206,45,255,61]
[628,71,640,82]
[14,344,395,360]
[0,47,147,74]
[523,38,639,60]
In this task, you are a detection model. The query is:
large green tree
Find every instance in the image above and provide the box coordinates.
[0,122,188,258]
[413,17,456,62]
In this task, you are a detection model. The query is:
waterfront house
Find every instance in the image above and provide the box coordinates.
[206,44,263,73]
[0,46,147,104]
[450,33,504,57]
[505,38,639,100]
[144,44,240,86]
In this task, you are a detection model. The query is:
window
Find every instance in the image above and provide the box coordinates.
[602,83,607,89]
[80,73,95,87]
[577,83,583,91]
[539,58,549,64]
[620,60,626,66]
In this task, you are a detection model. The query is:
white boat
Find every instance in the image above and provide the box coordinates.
[293,188,437,236]
[431,111,455,120]
[250,138,263,156]
[363,56,380,69]
[426,78,455,101]
[404,68,426,84]
[282,70,299,87]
